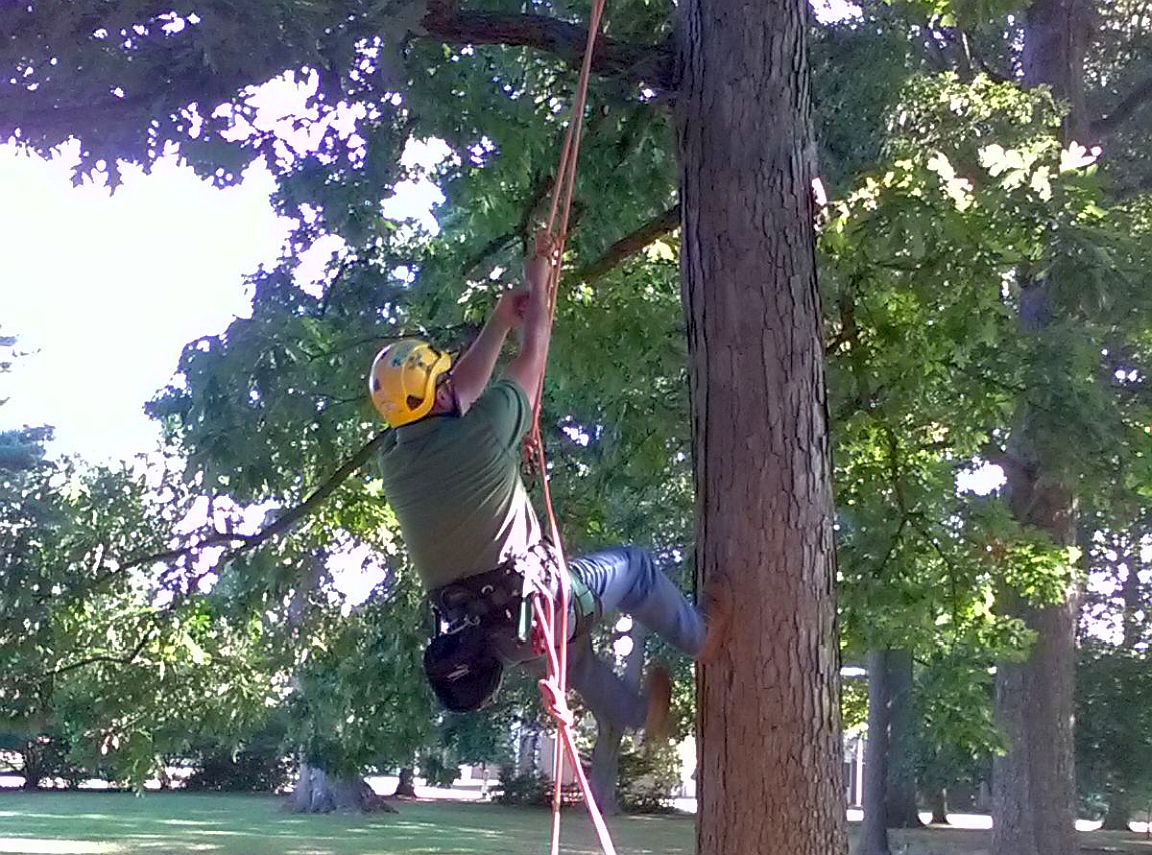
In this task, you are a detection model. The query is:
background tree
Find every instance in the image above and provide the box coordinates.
[876,1,1152,851]
[1076,506,1152,830]
[285,571,434,811]
[824,59,1152,849]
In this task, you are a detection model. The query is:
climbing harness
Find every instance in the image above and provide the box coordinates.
[422,549,600,715]
[519,0,615,851]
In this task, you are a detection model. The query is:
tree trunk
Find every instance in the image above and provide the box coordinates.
[977,779,993,813]
[309,767,337,812]
[292,761,315,812]
[517,728,539,776]
[290,763,395,813]
[860,650,893,855]
[1121,539,1143,649]
[992,3,1090,854]
[1102,789,1132,831]
[1020,0,1091,144]
[992,524,1079,855]
[928,787,949,826]
[678,0,845,850]
[589,626,647,815]
[393,766,417,798]
[886,649,922,828]
[330,775,386,811]
[1098,543,1145,832]
[20,742,41,791]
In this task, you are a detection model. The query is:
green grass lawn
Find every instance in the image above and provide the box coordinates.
[1,791,1151,855]
[0,791,692,855]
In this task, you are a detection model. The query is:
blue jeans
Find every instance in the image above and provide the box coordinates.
[561,546,706,729]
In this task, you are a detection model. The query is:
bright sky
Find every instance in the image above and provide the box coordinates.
[0,137,445,463]
[0,145,285,461]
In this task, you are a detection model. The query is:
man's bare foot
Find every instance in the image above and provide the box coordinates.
[644,666,673,743]
[697,578,732,665]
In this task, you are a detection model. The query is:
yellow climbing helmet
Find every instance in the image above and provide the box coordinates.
[368,339,452,427]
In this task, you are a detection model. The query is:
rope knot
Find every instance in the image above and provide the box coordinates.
[538,677,575,729]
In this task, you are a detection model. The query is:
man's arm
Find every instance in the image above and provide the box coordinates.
[502,236,556,405]
[449,295,519,414]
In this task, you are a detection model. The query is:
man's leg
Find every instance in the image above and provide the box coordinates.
[564,634,647,730]
[566,547,707,657]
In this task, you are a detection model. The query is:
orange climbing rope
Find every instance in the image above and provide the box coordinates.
[520,0,614,853]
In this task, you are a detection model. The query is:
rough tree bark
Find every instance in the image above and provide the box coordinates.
[860,648,922,855]
[886,649,922,828]
[992,1,1091,853]
[993,315,1081,855]
[677,0,846,849]
[860,650,893,855]
[992,582,1079,855]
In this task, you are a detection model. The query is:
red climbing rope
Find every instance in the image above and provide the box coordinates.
[522,0,614,853]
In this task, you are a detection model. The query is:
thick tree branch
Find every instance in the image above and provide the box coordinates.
[576,204,680,282]
[463,174,555,276]
[172,431,391,571]
[1092,75,1152,136]
[961,29,1012,84]
[45,432,391,604]
[317,258,353,319]
[44,629,155,679]
[1109,171,1152,200]
[33,434,391,680]
[979,441,1029,481]
[920,26,954,73]
[421,1,673,95]
[463,231,519,277]
[238,431,391,551]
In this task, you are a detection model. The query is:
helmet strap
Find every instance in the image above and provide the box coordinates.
[432,373,462,418]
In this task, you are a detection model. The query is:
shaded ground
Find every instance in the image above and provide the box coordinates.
[0,791,1149,854]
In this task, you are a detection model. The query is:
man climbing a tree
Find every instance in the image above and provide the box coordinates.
[370,236,718,736]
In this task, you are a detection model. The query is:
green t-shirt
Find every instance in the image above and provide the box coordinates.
[377,378,542,591]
